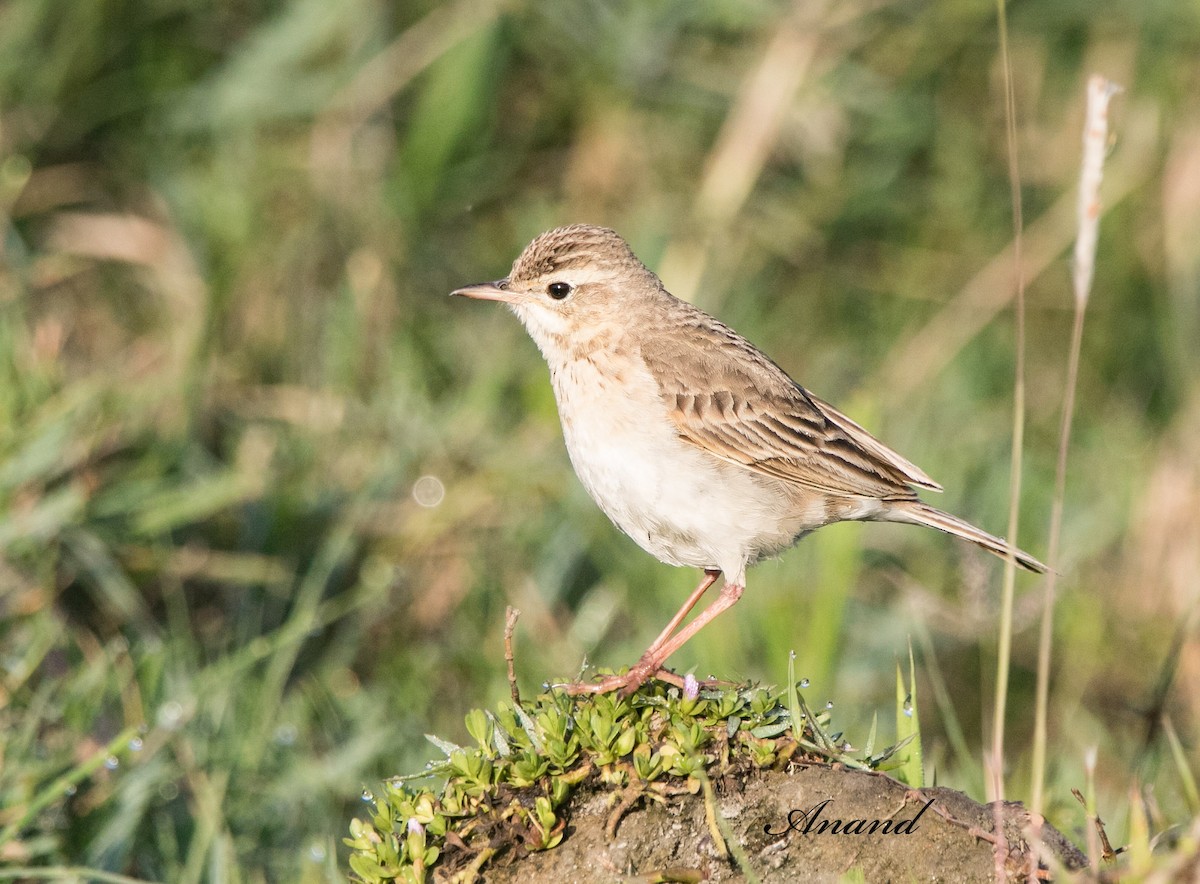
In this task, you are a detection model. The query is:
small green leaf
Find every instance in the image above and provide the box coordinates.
[613,726,637,758]
[893,642,924,787]
[465,709,492,750]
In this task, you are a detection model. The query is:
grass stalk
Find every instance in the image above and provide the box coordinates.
[989,0,1028,802]
[1030,75,1121,816]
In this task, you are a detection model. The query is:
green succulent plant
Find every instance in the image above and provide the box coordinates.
[347,676,917,883]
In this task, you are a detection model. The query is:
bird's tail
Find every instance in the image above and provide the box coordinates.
[884,501,1047,573]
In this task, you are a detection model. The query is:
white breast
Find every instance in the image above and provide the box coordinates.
[549,351,816,585]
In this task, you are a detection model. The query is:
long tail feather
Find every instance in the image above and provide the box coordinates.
[884,501,1047,573]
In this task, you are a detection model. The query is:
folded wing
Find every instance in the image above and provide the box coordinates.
[642,311,941,500]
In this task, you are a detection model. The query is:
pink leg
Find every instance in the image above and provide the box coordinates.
[624,581,745,691]
[644,569,721,657]
[563,576,745,697]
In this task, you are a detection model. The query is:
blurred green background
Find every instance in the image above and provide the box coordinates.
[2,0,1199,878]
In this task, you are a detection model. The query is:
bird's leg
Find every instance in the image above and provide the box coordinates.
[643,569,721,660]
[620,580,745,696]
[561,576,745,697]
[559,570,720,696]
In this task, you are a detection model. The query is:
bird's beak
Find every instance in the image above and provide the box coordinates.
[450,279,512,302]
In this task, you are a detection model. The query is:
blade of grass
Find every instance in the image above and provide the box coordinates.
[785,650,802,738]
[1161,717,1200,816]
[0,725,142,850]
[1127,784,1152,875]
[912,617,975,791]
[894,643,923,788]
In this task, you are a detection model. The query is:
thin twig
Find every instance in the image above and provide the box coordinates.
[1072,786,1118,863]
[504,606,522,705]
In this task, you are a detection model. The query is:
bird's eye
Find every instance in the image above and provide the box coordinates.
[547,281,572,300]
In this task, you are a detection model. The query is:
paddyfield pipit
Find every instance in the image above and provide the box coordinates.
[453,224,1045,696]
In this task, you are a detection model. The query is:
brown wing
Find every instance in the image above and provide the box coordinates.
[641,306,941,500]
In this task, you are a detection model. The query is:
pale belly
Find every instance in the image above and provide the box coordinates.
[550,356,821,583]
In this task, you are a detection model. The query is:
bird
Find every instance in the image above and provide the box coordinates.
[452,224,1045,696]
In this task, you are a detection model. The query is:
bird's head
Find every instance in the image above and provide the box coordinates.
[451,224,662,358]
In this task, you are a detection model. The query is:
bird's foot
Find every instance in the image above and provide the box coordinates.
[556,662,734,697]
[557,662,657,697]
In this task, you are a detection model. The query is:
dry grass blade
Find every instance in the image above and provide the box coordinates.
[1029,74,1121,818]
[988,0,1028,813]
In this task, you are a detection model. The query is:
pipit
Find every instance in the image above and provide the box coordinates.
[453,224,1045,696]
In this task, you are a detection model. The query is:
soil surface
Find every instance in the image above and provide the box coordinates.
[477,762,1088,883]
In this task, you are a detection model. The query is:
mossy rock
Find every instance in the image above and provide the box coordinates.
[347,679,1086,882]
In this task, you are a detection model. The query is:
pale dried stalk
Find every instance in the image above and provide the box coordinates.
[1029,74,1120,817]
[1071,77,1122,309]
[989,0,1027,812]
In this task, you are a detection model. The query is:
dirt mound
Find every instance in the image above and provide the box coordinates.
[483,763,1087,883]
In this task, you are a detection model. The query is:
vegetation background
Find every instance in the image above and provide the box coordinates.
[2,0,1198,879]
